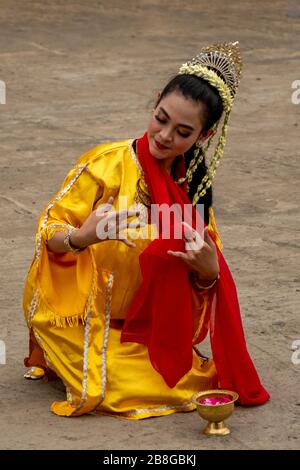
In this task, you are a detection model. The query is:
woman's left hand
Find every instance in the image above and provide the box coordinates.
[167,223,219,282]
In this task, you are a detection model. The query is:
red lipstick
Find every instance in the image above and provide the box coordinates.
[154,139,169,150]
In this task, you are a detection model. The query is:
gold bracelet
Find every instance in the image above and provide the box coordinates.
[190,272,219,291]
[63,228,85,254]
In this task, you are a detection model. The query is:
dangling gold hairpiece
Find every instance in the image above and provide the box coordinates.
[177,41,243,205]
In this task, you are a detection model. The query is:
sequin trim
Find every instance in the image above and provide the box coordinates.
[128,139,151,226]
[35,164,87,262]
[123,402,194,417]
[78,310,91,408]
[33,330,73,404]
[128,139,149,190]
[28,290,40,327]
[100,272,114,403]
[128,139,144,176]
[32,327,77,409]
[33,330,55,372]
[46,223,73,230]
[71,272,113,413]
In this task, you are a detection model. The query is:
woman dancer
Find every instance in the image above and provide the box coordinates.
[23,42,269,417]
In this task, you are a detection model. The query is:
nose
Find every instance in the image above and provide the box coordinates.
[159,125,173,143]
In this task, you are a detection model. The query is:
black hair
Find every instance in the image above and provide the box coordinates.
[157,74,223,225]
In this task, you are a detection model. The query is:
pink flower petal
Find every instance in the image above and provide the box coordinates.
[198,395,232,405]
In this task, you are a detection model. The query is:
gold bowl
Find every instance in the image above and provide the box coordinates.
[192,389,239,436]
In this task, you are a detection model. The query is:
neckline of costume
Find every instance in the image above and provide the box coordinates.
[128,137,183,183]
[128,138,144,178]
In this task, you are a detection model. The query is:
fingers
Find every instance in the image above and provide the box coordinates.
[117,220,145,233]
[96,196,115,215]
[127,210,141,218]
[96,199,140,221]
[127,221,146,229]
[184,240,199,251]
[96,203,112,216]
[182,222,201,241]
[116,209,140,219]
[97,209,140,232]
[167,250,188,260]
[107,196,114,205]
[182,221,194,239]
[182,222,204,251]
[120,238,136,248]
[110,209,141,225]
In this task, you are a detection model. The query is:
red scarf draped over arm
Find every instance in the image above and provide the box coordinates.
[121,132,269,405]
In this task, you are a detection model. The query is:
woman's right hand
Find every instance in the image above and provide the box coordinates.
[72,196,142,248]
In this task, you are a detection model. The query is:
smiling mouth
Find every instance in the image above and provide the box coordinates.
[154,139,169,151]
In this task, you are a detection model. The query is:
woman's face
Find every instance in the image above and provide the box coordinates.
[147,90,206,171]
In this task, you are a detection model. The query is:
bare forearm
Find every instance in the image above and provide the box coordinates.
[47,230,87,253]
[46,198,141,253]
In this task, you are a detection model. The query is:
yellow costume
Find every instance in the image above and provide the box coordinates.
[23,139,221,418]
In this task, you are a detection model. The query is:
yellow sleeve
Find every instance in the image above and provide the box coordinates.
[39,164,103,243]
[24,145,122,328]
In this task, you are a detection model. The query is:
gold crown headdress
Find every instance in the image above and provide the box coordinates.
[177,41,243,204]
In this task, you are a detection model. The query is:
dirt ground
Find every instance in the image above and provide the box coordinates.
[0,0,299,451]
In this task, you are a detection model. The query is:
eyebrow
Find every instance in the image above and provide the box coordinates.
[159,107,195,131]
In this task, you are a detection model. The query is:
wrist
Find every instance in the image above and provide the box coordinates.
[190,271,219,291]
[195,270,219,285]
[69,228,88,250]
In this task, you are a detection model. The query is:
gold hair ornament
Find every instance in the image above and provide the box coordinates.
[176,42,243,205]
